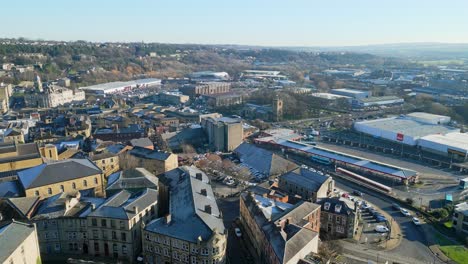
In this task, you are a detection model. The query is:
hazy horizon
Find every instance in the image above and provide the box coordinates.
[2,0,468,47]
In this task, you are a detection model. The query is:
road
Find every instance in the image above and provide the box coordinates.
[336,178,445,264]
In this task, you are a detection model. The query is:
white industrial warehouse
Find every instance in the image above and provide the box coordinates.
[354,112,467,158]
[79,78,161,95]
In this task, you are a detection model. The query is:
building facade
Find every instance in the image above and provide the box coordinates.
[143,166,227,264]
[278,168,334,202]
[452,202,468,241]
[24,85,86,108]
[201,117,243,152]
[317,197,359,240]
[180,82,231,97]
[0,221,42,264]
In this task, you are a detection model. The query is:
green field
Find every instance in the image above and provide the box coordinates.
[435,233,468,264]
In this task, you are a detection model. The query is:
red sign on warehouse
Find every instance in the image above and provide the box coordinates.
[396,133,404,141]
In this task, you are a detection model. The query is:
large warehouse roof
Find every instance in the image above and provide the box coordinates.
[80,78,161,92]
[355,117,458,138]
[258,138,417,179]
[420,133,468,153]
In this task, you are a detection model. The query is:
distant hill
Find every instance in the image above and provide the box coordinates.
[281,43,468,60]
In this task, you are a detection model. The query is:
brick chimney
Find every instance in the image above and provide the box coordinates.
[204,205,212,214]
[200,189,207,196]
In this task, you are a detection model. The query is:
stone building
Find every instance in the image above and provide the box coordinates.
[0,221,42,264]
[278,168,334,202]
[201,116,243,152]
[180,82,231,98]
[17,159,105,198]
[24,85,85,108]
[0,142,43,173]
[142,166,227,264]
[317,197,359,240]
[87,188,158,263]
[239,192,320,264]
[90,152,120,177]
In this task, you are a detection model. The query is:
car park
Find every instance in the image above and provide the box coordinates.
[375,225,389,233]
[400,208,411,216]
[353,190,363,196]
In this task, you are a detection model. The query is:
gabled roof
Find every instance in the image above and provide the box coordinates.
[234,143,298,176]
[129,146,172,161]
[145,166,225,242]
[106,168,158,191]
[17,159,102,189]
[130,137,153,148]
[6,196,40,217]
[280,168,331,192]
[89,188,158,220]
[0,221,37,263]
[318,197,355,216]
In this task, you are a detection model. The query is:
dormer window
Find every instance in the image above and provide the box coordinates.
[324,202,331,211]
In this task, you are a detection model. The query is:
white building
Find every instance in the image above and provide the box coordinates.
[24,85,85,108]
[419,132,468,158]
[331,88,371,100]
[79,78,161,95]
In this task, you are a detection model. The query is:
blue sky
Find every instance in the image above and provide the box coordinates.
[2,0,468,46]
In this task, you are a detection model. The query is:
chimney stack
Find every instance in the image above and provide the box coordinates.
[166,214,172,224]
[134,206,139,214]
[195,173,203,180]
[204,205,212,214]
[200,189,207,196]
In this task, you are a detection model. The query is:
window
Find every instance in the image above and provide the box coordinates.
[183,243,189,251]
[122,245,128,255]
[93,230,98,239]
[336,216,341,224]
[101,219,107,227]
[336,226,345,233]
[328,214,333,221]
[111,220,116,228]
[191,247,198,254]
[83,180,88,187]
[69,243,74,251]
[112,231,117,240]
[94,242,100,252]
[92,218,97,226]
[201,260,208,264]
[113,244,118,252]
[121,232,126,242]
[173,251,179,260]
[154,246,161,254]
[55,243,60,252]
[82,232,87,239]
[72,182,76,189]
[163,248,169,257]
[191,256,197,264]
[119,221,125,229]
[212,247,219,255]
[102,230,108,239]
[94,177,98,184]
[35,190,39,196]
[110,158,114,162]
[201,248,209,255]
[47,188,52,195]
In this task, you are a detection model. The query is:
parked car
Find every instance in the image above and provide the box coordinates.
[392,203,401,210]
[375,225,389,233]
[400,208,411,216]
[362,204,372,211]
[235,228,242,237]
[353,190,363,197]
[375,215,387,222]
[412,217,421,225]
[341,193,349,198]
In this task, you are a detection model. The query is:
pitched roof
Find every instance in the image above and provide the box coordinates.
[129,147,172,161]
[7,196,40,216]
[0,221,37,263]
[280,168,331,192]
[318,197,355,216]
[130,137,153,148]
[17,159,102,189]
[89,188,158,220]
[234,143,298,176]
[106,168,158,191]
[145,166,225,242]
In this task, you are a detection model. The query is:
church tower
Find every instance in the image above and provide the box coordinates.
[272,95,283,122]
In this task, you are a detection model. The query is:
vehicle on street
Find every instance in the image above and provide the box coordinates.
[412,217,421,225]
[235,228,242,237]
[392,203,401,210]
[375,225,389,233]
[353,190,363,196]
[375,215,387,222]
[400,208,411,216]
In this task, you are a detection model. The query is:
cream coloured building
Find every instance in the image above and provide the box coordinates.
[24,85,85,108]
[0,221,42,264]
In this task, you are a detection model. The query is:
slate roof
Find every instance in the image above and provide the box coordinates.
[317,197,355,216]
[129,146,172,161]
[89,188,158,220]
[280,168,331,192]
[7,196,40,216]
[145,166,225,242]
[0,180,22,197]
[106,168,158,191]
[130,137,153,148]
[234,143,298,176]
[17,159,102,189]
[0,142,41,163]
[0,221,37,263]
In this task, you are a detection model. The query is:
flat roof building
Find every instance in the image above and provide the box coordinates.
[331,88,371,100]
[79,78,161,95]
